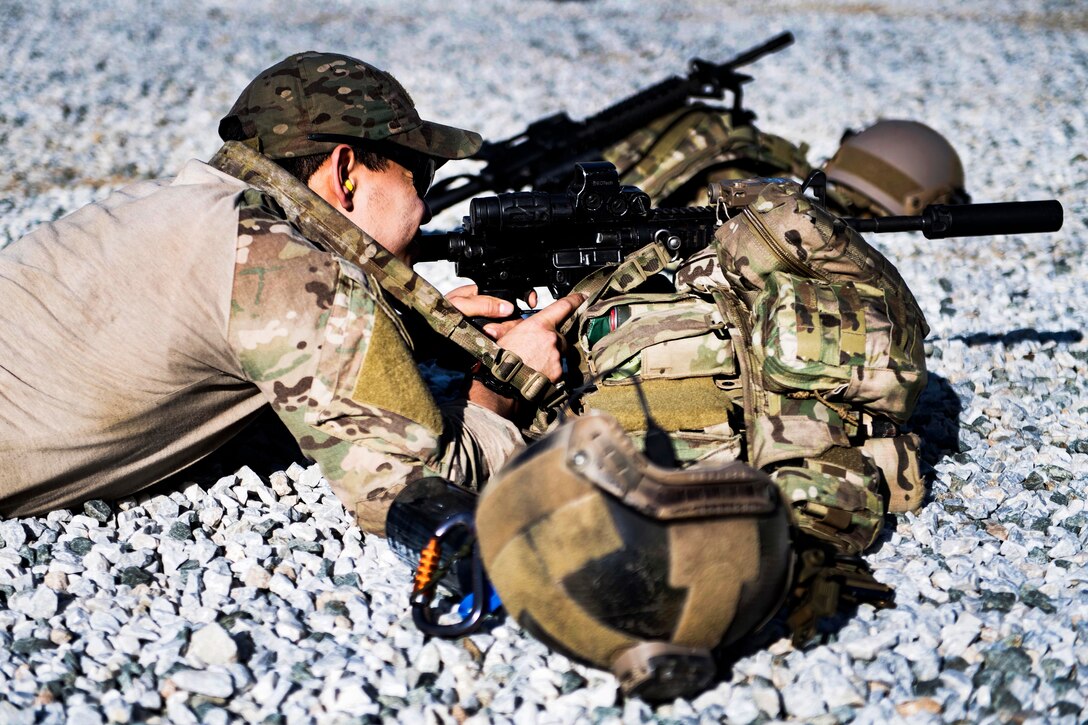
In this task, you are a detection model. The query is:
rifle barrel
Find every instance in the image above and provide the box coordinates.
[711,31,794,74]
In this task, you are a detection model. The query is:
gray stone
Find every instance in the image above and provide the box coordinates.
[166,520,192,541]
[202,567,234,598]
[64,705,105,725]
[11,586,59,619]
[65,537,93,556]
[844,627,899,661]
[270,471,293,497]
[198,505,225,530]
[750,680,784,716]
[170,668,235,698]
[560,669,588,695]
[119,567,153,587]
[88,609,122,635]
[152,497,181,520]
[83,500,112,522]
[164,695,199,725]
[11,637,56,655]
[187,622,238,666]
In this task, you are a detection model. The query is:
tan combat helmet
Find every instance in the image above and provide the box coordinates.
[474,411,794,701]
[823,120,970,216]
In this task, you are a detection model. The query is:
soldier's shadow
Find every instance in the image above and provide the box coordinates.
[151,407,307,496]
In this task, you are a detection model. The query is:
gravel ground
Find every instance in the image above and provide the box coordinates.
[2,1,1087,723]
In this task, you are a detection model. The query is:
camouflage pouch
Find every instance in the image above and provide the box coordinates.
[684,188,931,544]
[753,271,927,423]
[861,433,925,513]
[771,447,885,555]
[580,293,734,382]
[675,244,731,295]
[574,292,743,466]
[709,179,929,344]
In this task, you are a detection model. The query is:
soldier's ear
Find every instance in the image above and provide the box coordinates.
[329,144,355,212]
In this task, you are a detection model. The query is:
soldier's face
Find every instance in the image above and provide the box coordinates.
[346,160,428,263]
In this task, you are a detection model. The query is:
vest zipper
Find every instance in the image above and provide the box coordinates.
[742,207,830,282]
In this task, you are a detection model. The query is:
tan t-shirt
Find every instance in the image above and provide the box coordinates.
[0,161,520,523]
[0,162,262,514]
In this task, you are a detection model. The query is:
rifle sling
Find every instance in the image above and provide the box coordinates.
[209,141,558,405]
[566,242,673,322]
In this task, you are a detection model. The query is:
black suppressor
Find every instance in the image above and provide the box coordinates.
[847,200,1064,238]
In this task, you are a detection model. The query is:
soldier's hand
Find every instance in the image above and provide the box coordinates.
[446,284,538,322]
[493,292,584,382]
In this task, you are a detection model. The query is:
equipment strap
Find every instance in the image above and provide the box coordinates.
[568,242,673,308]
[786,545,894,644]
[209,142,560,405]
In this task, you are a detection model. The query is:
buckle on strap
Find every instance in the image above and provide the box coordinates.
[474,350,557,404]
[787,545,894,645]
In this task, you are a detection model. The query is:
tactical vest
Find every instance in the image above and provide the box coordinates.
[564,179,929,640]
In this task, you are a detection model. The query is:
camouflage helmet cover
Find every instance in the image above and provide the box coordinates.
[475,411,794,700]
[823,119,969,216]
[219,51,482,161]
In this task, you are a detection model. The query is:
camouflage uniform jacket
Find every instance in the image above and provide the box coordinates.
[0,160,522,532]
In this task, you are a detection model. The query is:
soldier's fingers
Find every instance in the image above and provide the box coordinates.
[483,320,520,339]
[448,294,515,319]
[529,293,585,328]
[445,283,479,299]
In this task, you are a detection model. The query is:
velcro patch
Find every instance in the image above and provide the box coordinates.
[351,308,443,437]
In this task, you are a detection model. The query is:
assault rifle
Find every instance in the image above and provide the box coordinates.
[417,162,1064,303]
[424,31,795,213]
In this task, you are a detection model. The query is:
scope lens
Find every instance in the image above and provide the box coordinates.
[469,197,503,231]
[469,192,573,232]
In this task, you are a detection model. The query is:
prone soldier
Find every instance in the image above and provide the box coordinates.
[0,51,582,534]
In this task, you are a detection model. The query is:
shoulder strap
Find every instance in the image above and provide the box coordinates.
[209,142,561,406]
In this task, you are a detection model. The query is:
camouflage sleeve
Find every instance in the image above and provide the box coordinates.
[228,190,522,534]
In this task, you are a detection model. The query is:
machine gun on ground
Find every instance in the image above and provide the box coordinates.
[418,162,1064,303]
[424,32,795,213]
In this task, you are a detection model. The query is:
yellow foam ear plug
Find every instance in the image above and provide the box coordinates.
[344,179,355,193]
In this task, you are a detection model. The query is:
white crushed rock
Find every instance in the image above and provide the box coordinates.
[2,1,1087,723]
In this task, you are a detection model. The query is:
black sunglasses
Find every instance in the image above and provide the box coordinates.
[307,133,437,198]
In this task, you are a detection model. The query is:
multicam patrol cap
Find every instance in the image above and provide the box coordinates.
[219,51,482,161]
